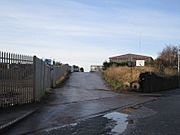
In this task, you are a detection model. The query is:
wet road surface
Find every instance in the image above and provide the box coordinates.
[123,89,180,135]
[5,72,155,135]
[41,89,180,135]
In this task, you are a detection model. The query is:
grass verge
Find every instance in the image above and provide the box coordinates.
[103,66,177,92]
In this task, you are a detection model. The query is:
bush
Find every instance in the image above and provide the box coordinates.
[103,61,129,70]
[80,67,84,72]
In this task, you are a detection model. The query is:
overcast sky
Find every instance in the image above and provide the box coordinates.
[0,0,180,71]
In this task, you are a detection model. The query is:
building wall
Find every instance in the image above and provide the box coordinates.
[109,54,152,63]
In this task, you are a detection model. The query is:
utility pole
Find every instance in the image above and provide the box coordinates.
[139,32,142,54]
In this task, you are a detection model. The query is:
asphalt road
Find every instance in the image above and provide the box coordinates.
[123,89,180,135]
[4,72,155,135]
[34,89,180,135]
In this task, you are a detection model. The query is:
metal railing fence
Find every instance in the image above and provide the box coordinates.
[0,51,34,107]
[0,51,70,107]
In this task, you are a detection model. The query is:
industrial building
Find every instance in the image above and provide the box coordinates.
[109,53,153,66]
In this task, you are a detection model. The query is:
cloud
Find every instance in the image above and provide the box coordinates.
[1,1,180,40]
[0,0,180,71]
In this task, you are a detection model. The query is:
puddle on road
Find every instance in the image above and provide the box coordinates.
[103,112,128,135]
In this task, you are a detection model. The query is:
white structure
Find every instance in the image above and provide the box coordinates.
[90,65,103,72]
[136,60,145,66]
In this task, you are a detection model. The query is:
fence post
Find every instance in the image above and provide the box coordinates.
[33,56,36,102]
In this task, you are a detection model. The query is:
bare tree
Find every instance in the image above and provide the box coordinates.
[157,45,178,68]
